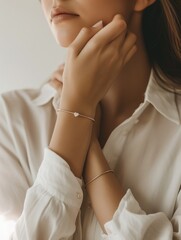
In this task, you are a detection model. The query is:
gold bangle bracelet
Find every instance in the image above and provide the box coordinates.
[85,170,114,187]
[57,109,95,123]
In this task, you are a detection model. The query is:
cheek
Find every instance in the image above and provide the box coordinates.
[41,0,52,23]
[81,0,134,27]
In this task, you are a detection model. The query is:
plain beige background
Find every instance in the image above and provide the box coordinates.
[0,0,66,93]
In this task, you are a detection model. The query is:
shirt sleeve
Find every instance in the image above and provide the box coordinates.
[11,148,83,240]
[102,189,181,240]
[0,95,83,240]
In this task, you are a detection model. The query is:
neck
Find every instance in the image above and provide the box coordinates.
[99,27,152,147]
[101,14,152,119]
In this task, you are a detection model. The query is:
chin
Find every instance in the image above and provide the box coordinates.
[52,26,80,48]
[55,36,72,48]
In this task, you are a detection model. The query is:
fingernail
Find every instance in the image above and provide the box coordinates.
[92,20,103,28]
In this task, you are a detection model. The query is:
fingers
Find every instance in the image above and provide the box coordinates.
[69,22,103,56]
[54,63,65,82]
[49,63,65,90]
[49,77,63,90]
[69,14,127,57]
[120,32,137,64]
[121,32,137,56]
[106,30,137,67]
[67,12,137,81]
[123,45,137,65]
[52,70,62,83]
[85,14,127,52]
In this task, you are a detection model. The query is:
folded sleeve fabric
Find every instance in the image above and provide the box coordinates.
[11,148,83,239]
[0,90,83,240]
[102,189,181,240]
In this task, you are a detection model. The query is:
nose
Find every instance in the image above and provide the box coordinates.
[52,0,61,8]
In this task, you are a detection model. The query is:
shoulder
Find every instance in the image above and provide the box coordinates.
[0,83,56,119]
[0,87,40,111]
[0,88,43,140]
[0,88,40,129]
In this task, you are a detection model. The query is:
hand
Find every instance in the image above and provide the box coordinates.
[61,14,137,113]
[48,63,65,93]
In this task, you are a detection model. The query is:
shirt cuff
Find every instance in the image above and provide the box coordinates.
[102,189,146,238]
[34,147,83,209]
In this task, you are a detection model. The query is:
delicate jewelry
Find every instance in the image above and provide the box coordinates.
[57,109,95,122]
[85,170,114,187]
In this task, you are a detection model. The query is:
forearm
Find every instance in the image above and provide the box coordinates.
[49,96,96,178]
[83,139,125,231]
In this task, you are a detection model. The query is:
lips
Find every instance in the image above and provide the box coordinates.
[50,7,79,22]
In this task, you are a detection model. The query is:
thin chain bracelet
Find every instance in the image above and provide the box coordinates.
[57,109,95,122]
[85,170,114,187]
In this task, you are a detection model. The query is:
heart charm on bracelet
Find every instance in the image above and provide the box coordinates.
[74,112,79,117]
[56,109,95,122]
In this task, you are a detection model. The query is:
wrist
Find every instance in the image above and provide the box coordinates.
[60,89,97,118]
[83,139,110,183]
[90,134,99,147]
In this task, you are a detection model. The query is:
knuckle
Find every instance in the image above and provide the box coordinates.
[116,19,127,29]
[88,40,99,50]
[68,44,77,56]
[68,44,77,54]
[81,27,90,34]
[114,14,124,21]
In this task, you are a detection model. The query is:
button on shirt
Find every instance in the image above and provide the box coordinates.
[0,69,181,239]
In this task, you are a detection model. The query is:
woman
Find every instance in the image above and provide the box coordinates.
[0,0,181,239]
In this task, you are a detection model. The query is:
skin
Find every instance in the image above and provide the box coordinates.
[42,0,155,146]
[42,0,134,47]
[41,0,156,233]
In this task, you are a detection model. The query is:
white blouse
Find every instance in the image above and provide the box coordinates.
[0,69,181,240]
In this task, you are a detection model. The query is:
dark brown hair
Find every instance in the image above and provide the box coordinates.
[142,0,181,89]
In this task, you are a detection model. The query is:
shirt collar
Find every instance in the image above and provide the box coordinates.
[32,70,181,125]
[32,82,58,107]
[145,70,181,125]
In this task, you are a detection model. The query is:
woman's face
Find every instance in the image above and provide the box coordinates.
[41,0,135,48]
